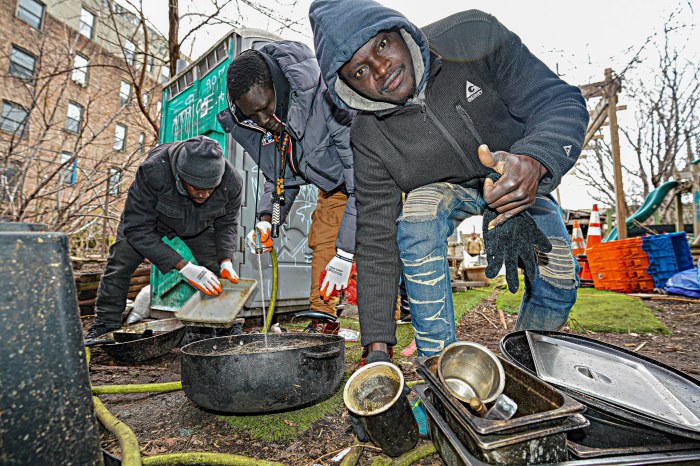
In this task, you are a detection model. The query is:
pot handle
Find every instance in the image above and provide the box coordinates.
[301,347,340,360]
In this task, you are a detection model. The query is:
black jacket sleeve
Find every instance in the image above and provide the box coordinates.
[484,14,588,192]
[123,164,183,272]
[351,118,404,347]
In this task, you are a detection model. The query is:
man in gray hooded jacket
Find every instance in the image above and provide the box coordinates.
[217,40,356,330]
[310,0,588,361]
[86,136,243,339]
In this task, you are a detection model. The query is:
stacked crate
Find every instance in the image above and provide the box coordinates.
[668,232,694,272]
[587,237,655,293]
[641,235,679,289]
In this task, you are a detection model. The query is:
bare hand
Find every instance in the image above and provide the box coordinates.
[478,144,547,229]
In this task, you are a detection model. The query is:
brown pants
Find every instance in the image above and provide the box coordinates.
[308,189,348,316]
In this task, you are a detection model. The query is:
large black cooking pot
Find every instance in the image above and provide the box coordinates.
[181,333,345,413]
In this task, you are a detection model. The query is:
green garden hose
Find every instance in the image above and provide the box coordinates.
[141,453,285,466]
[93,396,142,466]
[92,381,182,395]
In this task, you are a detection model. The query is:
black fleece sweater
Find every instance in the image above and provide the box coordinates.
[350,11,589,346]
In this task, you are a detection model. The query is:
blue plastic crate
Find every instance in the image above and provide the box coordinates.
[668,232,694,271]
[642,235,679,288]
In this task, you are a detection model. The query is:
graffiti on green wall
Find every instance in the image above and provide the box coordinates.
[161,43,232,153]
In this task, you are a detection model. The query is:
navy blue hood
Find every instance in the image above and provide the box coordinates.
[309,0,432,111]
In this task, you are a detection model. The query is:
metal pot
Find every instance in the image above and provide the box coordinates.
[85,318,185,363]
[180,332,345,413]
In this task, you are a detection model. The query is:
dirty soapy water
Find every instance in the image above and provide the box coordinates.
[201,339,318,356]
[356,377,398,412]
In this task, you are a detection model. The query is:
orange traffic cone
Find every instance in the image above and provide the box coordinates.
[571,220,585,257]
[585,204,602,251]
[578,256,594,287]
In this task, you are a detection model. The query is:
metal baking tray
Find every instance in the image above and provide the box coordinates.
[416,384,700,466]
[526,331,700,432]
[417,355,585,435]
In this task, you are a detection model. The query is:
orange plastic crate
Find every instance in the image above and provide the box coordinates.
[587,238,654,292]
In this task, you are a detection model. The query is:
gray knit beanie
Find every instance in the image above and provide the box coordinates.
[175,135,225,189]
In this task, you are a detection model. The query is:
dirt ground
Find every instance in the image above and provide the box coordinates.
[85,293,700,465]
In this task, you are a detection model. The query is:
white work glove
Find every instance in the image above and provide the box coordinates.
[321,249,354,300]
[220,260,239,284]
[180,262,222,296]
[245,221,273,254]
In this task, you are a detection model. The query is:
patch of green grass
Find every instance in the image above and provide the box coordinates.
[454,289,493,320]
[570,290,670,334]
[221,375,347,441]
[495,275,670,334]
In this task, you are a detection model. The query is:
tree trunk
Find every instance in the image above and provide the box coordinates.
[168,0,180,78]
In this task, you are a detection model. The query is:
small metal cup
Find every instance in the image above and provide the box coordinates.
[344,362,419,457]
[437,341,505,404]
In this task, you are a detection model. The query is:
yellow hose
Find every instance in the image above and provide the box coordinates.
[92,381,182,395]
[141,453,285,466]
[263,248,278,333]
[93,396,142,466]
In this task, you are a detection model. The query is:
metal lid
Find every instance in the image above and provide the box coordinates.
[526,332,700,432]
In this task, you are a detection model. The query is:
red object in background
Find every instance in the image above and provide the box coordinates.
[320,263,357,305]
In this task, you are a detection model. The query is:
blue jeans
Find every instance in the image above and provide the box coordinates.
[397,182,579,356]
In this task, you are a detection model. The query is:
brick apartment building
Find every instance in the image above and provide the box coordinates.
[0,0,169,252]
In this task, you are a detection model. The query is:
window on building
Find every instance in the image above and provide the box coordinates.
[59,152,76,186]
[113,123,126,151]
[1,101,28,137]
[142,93,148,106]
[17,0,44,29]
[72,54,88,86]
[138,132,145,154]
[65,102,82,133]
[119,80,131,105]
[124,40,135,65]
[109,168,122,195]
[160,65,170,84]
[79,8,94,38]
[8,46,36,80]
[146,55,153,73]
[156,101,162,116]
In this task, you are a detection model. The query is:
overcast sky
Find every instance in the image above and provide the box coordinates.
[137,0,699,215]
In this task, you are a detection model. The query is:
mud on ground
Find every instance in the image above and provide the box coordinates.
[85,296,700,465]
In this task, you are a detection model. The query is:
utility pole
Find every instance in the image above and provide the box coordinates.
[604,68,627,239]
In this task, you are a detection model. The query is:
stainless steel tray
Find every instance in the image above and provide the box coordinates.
[526,332,700,432]
[175,278,257,327]
[416,384,700,466]
[418,355,585,435]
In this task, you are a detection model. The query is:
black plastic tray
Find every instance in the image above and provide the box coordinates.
[500,331,700,442]
[568,404,700,458]
[418,355,585,435]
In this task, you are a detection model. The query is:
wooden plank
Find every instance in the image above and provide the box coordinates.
[128,275,151,286]
[579,81,607,99]
[583,98,609,146]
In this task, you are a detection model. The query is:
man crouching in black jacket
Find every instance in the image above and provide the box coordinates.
[310,0,589,363]
[85,136,243,339]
